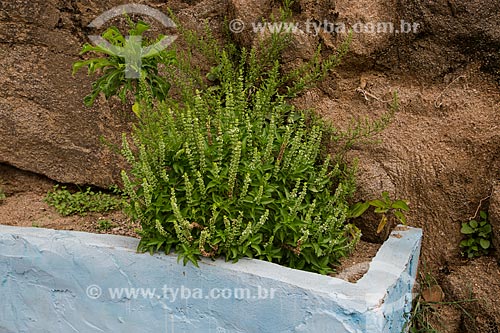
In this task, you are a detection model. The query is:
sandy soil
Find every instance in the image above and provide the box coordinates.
[0,164,138,237]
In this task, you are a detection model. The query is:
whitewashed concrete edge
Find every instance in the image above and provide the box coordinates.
[0,225,422,333]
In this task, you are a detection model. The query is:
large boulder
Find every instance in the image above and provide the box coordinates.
[228,0,272,48]
[0,0,131,187]
[1,0,498,190]
[0,0,226,187]
[489,182,500,263]
[441,257,500,332]
[391,0,500,80]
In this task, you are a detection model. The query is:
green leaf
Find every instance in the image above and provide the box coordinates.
[81,42,117,57]
[469,220,478,229]
[479,239,490,249]
[260,198,275,205]
[374,207,389,214]
[460,223,474,234]
[207,72,219,81]
[251,244,262,255]
[348,202,370,218]
[130,20,150,36]
[391,200,410,211]
[479,224,492,234]
[393,210,407,225]
[480,210,487,220]
[369,199,387,209]
[102,27,125,46]
[132,102,143,117]
[72,61,87,76]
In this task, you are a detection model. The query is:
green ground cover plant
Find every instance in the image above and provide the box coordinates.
[460,210,492,258]
[97,219,116,231]
[44,185,123,217]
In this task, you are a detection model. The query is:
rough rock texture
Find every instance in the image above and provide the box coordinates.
[1,0,498,187]
[228,0,272,48]
[428,304,463,333]
[394,0,500,80]
[0,0,132,187]
[289,1,500,327]
[0,0,226,187]
[489,182,500,263]
[441,257,500,333]
[333,0,398,67]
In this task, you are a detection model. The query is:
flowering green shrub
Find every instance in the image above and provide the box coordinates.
[72,8,407,273]
[121,39,360,274]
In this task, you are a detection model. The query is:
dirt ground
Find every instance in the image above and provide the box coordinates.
[0,164,138,237]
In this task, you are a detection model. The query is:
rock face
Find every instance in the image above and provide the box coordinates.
[1,0,499,261]
[1,0,498,188]
[490,182,500,263]
[0,0,132,187]
[441,257,500,333]
[228,0,272,48]
[395,0,500,80]
[0,0,230,187]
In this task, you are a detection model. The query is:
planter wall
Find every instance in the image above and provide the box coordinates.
[0,225,422,332]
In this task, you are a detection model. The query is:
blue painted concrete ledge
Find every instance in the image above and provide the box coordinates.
[0,225,422,333]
